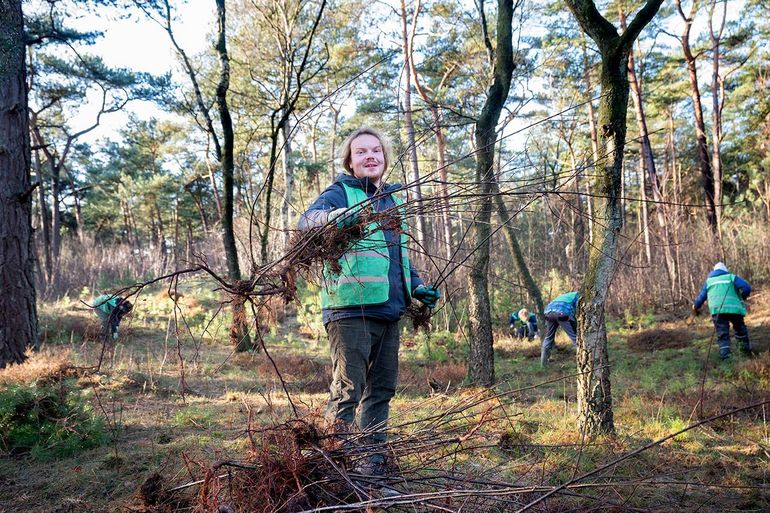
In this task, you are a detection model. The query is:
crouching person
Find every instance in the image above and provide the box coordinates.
[93,294,133,341]
[518,308,538,339]
[297,127,439,476]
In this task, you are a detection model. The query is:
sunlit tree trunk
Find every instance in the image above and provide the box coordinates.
[399,0,427,255]
[639,155,652,266]
[582,40,598,244]
[281,118,294,251]
[621,7,676,295]
[467,0,515,386]
[676,0,717,233]
[409,19,454,264]
[708,0,726,235]
[33,146,52,282]
[565,0,664,436]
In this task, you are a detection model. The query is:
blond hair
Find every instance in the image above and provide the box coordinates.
[339,126,392,175]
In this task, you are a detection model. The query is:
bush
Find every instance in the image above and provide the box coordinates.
[0,380,108,460]
[413,330,465,363]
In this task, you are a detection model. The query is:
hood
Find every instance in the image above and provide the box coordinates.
[708,269,730,278]
[334,173,402,194]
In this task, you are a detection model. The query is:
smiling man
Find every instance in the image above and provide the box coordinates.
[297,126,440,476]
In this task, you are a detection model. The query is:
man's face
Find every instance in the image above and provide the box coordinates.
[349,134,385,186]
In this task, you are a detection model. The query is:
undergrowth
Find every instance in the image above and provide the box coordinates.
[0,379,108,460]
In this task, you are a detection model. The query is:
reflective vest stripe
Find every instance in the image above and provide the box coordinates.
[345,250,388,258]
[334,276,389,285]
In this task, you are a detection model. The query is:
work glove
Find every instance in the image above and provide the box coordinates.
[328,204,363,229]
[692,306,701,317]
[413,285,441,308]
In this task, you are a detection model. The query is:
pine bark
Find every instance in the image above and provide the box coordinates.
[0,0,40,367]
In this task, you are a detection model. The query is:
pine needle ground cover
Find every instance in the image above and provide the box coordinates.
[0,289,768,512]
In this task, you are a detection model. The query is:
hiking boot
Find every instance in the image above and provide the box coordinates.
[352,454,387,476]
[351,455,403,499]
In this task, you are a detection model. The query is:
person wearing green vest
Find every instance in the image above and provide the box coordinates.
[693,262,753,360]
[297,127,440,476]
[508,308,537,339]
[541,291,579,367]
[93,294,133,341]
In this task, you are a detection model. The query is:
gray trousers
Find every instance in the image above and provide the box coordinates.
[541,314,577,365]
[325,317,399,444]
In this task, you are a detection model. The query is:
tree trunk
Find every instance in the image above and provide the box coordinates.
[493,192,545,336]
[565,0,664,436]
[408,7,453,264]
[215,0,241,281]
[399,0,427,256]
[173,198,180,268]
[708,0,726,235]
[215,0,251,353]
[667,108,684,298]
[621,7,677,293]
[582,40,598,245]
[63,165,84,243]
[49,161,61,267]
[155,201,168,273]
[676,0,717,233]
[261,119,282,264]
[281,118,294,251]
[467,0,515,387]
[33,148,52,282]
[0,0,39,366]
[639,155,652,266]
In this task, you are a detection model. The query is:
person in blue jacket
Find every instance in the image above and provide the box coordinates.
[297,126,440,475]
[541,292,579,366]
[693,262,753,360]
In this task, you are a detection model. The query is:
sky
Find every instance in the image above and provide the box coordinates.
[61,0,215,143]
[42,0,747,150]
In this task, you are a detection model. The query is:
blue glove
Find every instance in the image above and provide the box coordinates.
[413,285,441,308]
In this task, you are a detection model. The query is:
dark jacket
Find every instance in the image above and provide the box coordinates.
[299,174,423,324]
[544,292,580,320]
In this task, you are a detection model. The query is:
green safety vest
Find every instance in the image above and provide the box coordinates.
[94,294,120,315]
[321,183,412,309]
[553,292,579,305]
[706,273,746,316]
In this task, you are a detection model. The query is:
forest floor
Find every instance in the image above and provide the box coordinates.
[1,287,769,512]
